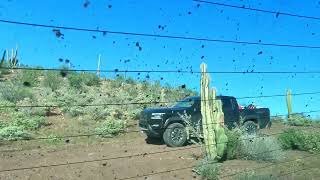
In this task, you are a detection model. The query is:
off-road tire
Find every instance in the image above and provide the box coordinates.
[243,121,258,135]
[163,123,187,147]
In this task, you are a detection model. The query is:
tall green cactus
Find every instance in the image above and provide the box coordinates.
[200,63,227,160]
[211,89,228,159]
[286,89,292,119]
[0,50,5,67]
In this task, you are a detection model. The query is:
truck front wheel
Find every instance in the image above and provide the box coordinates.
[243,121,258,135]
[163,123,187,147]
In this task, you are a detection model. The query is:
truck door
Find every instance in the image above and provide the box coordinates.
[221,98,239,128]
[191,101,202,132]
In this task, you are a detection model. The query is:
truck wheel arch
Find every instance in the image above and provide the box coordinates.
[243,118,258,124]
[164,118,186,128]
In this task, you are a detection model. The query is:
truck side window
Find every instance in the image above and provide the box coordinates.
[222,99,232,109]
[230,99,236,110]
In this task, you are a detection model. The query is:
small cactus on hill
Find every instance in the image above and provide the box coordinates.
[286,89,292,119]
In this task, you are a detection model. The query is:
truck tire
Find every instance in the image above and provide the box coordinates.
[243,121,258,135]
[163,123,187,147]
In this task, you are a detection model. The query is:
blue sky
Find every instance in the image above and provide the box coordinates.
[0,0,320,117]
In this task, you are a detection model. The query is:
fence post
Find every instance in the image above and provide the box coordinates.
[97,54,101,79]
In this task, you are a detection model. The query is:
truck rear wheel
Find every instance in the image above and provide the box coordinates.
[243,121,258,135]
[163,123,187,147]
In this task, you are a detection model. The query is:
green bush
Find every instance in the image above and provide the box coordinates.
[43,71,62,91]
[239,134,284,162]
[225,128,242,160]
[0,99,15,113]
[16,98,48,116]
[278,129,320,153]
[0,82,34,103]
[17,69,42,87]
[287,114,312,126]
[0,126,30,140]
[0,121,6,128]
[95,119,125,137]
[195,158,220,180]
[11,113,47,130]
[67,72,100,89]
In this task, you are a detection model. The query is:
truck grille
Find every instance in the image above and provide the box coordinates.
[139,113,149,124]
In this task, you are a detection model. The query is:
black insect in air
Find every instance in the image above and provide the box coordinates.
[108,5,112,8]
[181,84,186,89]
[92,35,97,39]
[83,0,90,8]
[60,70,68,77]
[58,58,64,62]
[257,51,263,55]
[52,29,64,39]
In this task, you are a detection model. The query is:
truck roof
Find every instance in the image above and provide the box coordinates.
[183,96,236,101]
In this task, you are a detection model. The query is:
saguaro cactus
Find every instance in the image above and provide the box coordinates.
[200,63,227,160]
[286,89,292,119]
[0,51,5,67]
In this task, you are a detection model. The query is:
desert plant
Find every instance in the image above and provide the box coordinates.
[225,127,242,160]
[200,63,227,160]
[0,99,15,114]
[16,98,48,116]
[67,72,100,89]
[287,114,312,126]
[278,129,320,153]
[95,119,125,137]
[11,113,47,130]
[0,52,10,77]
[286,89,292,119]
[0,126,30,140]
[43,71,62,91]
[17,69,42,87]
[239,134,284,162]
[0,82,34,103]
[178,112,203,145]
[194,158,220,180]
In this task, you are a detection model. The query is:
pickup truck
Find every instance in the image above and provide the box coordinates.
[139,96,271,147]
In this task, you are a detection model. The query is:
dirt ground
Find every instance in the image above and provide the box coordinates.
[0,121,319,180]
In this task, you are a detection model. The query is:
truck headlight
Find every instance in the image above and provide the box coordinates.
[151,113,165,120]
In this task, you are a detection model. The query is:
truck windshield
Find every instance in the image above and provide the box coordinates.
[174,99,194,108]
